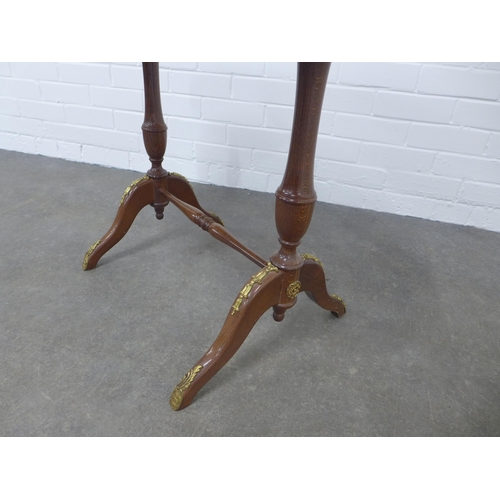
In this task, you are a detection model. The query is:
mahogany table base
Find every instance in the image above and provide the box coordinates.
[83,62,346,411]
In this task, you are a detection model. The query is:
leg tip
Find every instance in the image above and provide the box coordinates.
[273,311,285,322]
[330,294,346,317]
[272,304,287,322]
[82,262,93,271]
[82,239,101,271]
[169,365,203,411]
[169,389,183,411]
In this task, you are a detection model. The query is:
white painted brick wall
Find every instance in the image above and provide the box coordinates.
[40,81,90,105]
[334,114,410,145]
[452,100,500,130]
[170,71,231,98]
[373,92,456,123]
[338,62,421,91]
[407,123,490,155]
[1,62,500,233]
[202,98,264,126]
[485,133,500,159]
[417,65,500,100]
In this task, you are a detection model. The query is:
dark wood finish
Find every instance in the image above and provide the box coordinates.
[170,267,283,411]
[83,62,346,411]
[159,187,267,268]
[82,175,153,270]
[271,63,331,271]
[168,63,346,411]
[82,63,223,270]
[300,257,346,318]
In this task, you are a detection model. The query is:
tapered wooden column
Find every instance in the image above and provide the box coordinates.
[272,62,330,268]
[82,63,227,270]
[141,62,169,219]
[270,62,331,321]
[169,62,346,411]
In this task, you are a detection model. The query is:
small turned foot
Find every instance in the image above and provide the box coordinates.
[272,305,286,322]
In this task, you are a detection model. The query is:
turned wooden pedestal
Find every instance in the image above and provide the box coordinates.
[83,62,346,411]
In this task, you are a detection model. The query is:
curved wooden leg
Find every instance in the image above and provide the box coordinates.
[82,176,155,270]
[167,173,224,226]
[299,254,346,318]
[82,171,227,271]
[169,264,283,411]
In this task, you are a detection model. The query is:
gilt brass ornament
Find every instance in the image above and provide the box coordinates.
[168,171,192,188]
[286,280,301,299]
[231,263,279,315]
[119,175,149,206]
[301,253,323,267]
[82,240,101,270]
[170,365,203,411]
[330,294,346,313]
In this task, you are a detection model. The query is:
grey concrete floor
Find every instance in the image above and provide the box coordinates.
[1,149,500,436]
